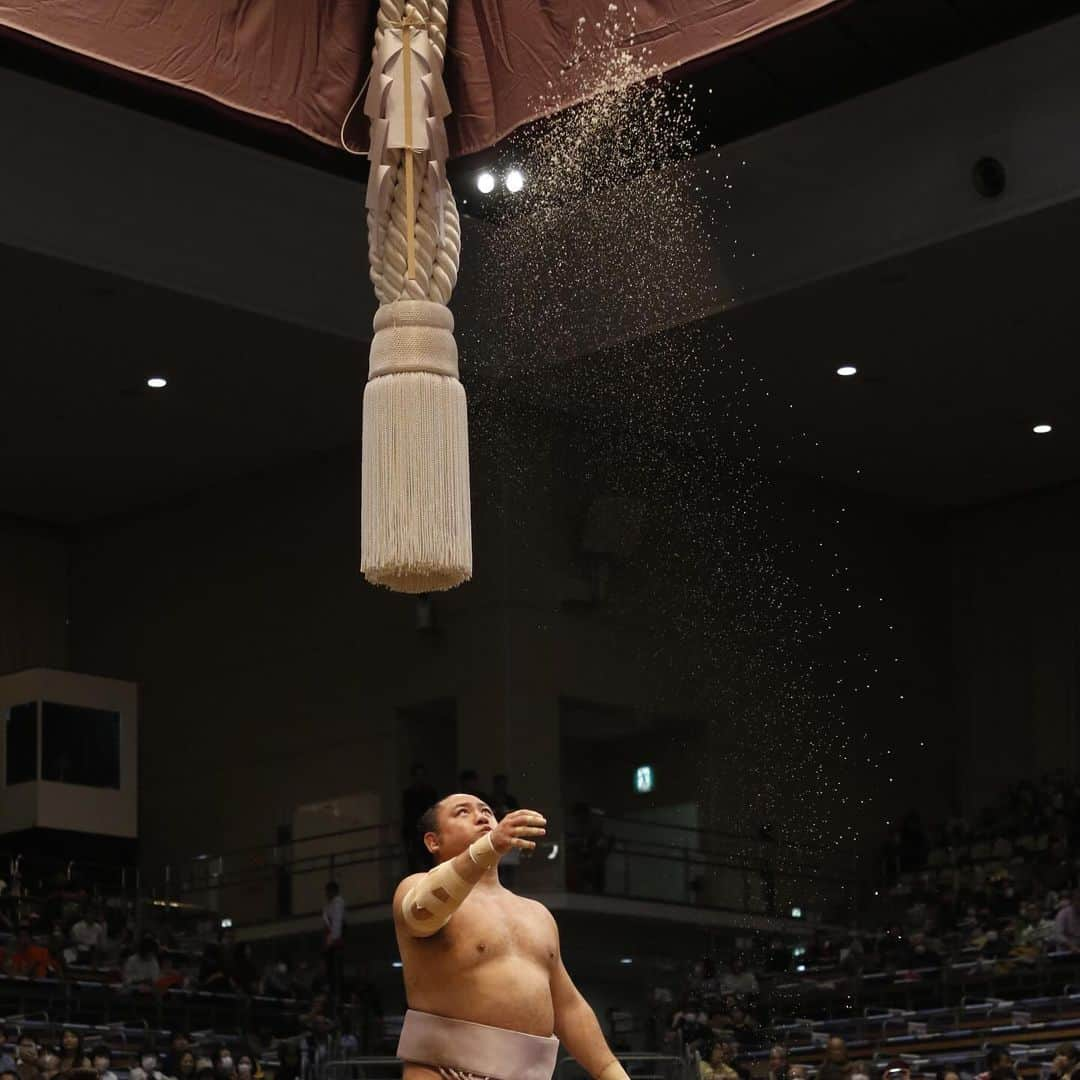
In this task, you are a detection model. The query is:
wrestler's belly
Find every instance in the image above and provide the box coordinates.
[405,954,555,1037]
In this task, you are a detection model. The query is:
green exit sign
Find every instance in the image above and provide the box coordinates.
[634,765,654,794]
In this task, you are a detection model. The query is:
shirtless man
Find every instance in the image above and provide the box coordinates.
[393,794,629,1080]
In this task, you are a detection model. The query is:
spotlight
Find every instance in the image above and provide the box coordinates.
[619,958,633,965]
[392,960,403,969]
[477,172,496,194]
[790,906,803,918]
[505,169,525,194]
[1033,424,1052,435]
[147,376,168,389]
[836,366,857,377]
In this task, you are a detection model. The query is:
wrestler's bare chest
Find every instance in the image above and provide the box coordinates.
[400,889,557,974]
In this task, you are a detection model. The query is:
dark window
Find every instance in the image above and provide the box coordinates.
[6,702,37,785]
[41,702,120,789]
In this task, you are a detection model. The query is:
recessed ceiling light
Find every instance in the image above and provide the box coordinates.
[147,377,168,389]
[505,169,525,194]
[1033,424,1052,435]
[477,171,496,194]
[836,366,857,377]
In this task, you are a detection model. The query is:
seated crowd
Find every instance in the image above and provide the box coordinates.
[0,1028,279,1080]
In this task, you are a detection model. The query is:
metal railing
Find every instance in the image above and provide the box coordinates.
[142,815,855,927]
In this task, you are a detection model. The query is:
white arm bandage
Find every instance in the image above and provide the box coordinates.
[401,834,500,936]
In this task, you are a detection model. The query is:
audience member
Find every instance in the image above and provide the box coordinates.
[0,1029,16,1074]
[123,934,161,990]
[163,1033,193,1077]
[719,957,758,999]
[15,1036,38,1080]
[4,926,59,979]
[322,881,346,1004]
[198,944,233,992]
[91,1046,118,1080]
[699,1043,738,1080]
[766,1046,787,1080]
[59,1029,91,1072]
[1055,891,1080,951]
[174,1052,196,1080]
[817,1036,849,1080]
[69,906,106,964]
[1052,1044,1080,1080]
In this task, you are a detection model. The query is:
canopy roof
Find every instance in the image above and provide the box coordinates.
[0,0,839,157]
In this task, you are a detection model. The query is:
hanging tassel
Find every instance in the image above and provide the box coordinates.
[361,300,472,592]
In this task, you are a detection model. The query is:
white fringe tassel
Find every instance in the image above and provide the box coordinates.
[360,303,472,592]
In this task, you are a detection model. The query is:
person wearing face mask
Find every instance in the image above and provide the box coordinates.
[134,1048,166,1080]
[214,1047,235,1080]
[234,1053,263,1080]
[91,1046,118,1080]
[38,1052,60,1080]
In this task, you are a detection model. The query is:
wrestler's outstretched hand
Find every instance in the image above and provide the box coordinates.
[491,808,547,855]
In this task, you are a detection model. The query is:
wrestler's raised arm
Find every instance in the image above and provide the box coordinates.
[550,920,630,1080]
[394,807,547,938]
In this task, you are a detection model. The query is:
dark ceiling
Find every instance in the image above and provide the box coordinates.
[3,192,1077,525]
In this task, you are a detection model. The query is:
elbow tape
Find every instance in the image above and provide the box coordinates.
[402,861,472,936]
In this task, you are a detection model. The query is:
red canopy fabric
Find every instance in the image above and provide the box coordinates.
[0,0,839,158]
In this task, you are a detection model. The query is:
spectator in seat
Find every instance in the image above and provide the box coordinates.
[133,1049,167,1080]
[1052,1045,1080,1080]
[766,1046,788,1080]
[699,1043,738,1080]
[38,1052,60,1080]
[322,881,346,1005]
[790,1069,807,1080]
[976,1047,1013,1080]
[91,1047,118,1080]
[817,1037,850,1080]
[69,907,106,964]
[198,944,233,992]
[728,1007,758,1048]
[58,1030,90,1072]
[2,1071,20,1080]
[14,1036,38,1080]
[0,1028,17,1074]
[1054,891,1080,951]
[719,957,758,999]
[6,926,60,979]
[174,1053,196,1080]
[212,1047,235,1080]
[163,1034,192,1078]
[155,951,186,993]
[850,1063,871,1080]
[234,1052,262,1080]
[123,934,160,990]
[261,957,295,998]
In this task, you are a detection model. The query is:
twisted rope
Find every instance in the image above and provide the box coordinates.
[369,0,460,307]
